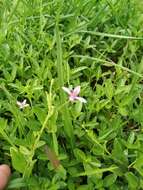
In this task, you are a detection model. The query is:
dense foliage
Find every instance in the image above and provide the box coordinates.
[0,0,143,189]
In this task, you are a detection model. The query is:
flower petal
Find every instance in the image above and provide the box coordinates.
[17,100,29,109]
[76,96,87,103]
[62,87,71,94]
[23,99,27,104]
[69,96,75,102]
[17,101,22,106]
[73,86,80,96]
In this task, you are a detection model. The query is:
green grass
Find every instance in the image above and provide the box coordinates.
[0,0,143,189]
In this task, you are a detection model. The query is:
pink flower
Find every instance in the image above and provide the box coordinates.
[62,86,87,103]
[17,99,29,109]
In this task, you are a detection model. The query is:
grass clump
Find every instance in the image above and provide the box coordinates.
[0,0,143,189]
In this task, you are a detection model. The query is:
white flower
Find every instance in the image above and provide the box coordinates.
[62,86,87,103]
[17,99,29,109]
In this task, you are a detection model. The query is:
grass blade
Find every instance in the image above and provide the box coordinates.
[78,30,143,40]
[72,55,143,78]
[55,22,74,147]
[74,166,118,177]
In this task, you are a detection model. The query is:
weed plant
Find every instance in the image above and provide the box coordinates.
[0,0,143,189]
